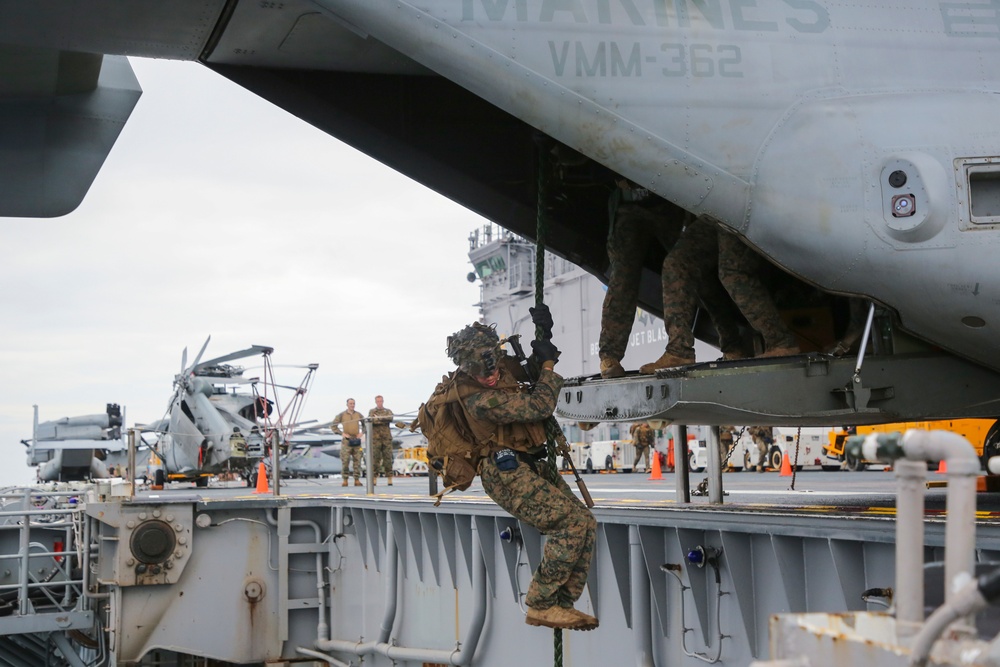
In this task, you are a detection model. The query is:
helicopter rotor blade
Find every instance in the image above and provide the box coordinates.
[186,335,212,375]
[192,345,273,373]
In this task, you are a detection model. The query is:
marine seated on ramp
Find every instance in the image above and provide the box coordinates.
[443,312,598,631]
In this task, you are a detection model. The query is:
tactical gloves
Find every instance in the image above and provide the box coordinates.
[529,304,554,340]
[531,338,561,365]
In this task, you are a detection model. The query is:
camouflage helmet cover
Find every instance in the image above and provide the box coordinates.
[447,322,502,377]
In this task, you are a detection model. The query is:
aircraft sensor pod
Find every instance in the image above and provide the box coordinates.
[879,154,948,243]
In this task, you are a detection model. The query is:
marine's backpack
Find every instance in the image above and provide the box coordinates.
[412,372,488,505]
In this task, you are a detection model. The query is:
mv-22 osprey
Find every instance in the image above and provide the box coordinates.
[4,2,1000,440]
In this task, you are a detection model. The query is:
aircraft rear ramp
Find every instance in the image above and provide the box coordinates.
[559,352,1000,427]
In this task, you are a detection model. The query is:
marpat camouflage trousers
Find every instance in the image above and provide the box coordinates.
[717,231,797,352]
[480,454,596,610]
[662,218,743,359]
[599,202,684,361]
[340,443,363,480]
[371,432,394,478]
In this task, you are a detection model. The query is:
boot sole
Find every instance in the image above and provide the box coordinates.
[526,617,588,630]
[526,614,598,631]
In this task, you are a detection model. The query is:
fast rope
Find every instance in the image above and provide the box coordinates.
[536,140,564,667]
[534,143,560,472]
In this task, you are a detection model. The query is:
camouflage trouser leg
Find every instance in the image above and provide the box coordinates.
[717,232,797,351]
[755,438,768,468]
[662,219,716,359]
[632,446,649,469]
[691,226,744,355]
[481,456,597,610]
[372,438,394,478]
[662,219,743,357]
[341,445,362,480]
[599,204,650,362]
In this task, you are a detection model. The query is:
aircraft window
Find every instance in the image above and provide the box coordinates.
[969,167,1000,224]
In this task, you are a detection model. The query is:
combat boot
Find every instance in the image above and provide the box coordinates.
[354,479,362,487]
[599,356,625,379]
[341,478,348,487]
[639,352,694,374]
[525,606,585,630]
[563,608,599,630]
[387,477,393,486]
[720,349,750,361]
[758,344,799,359]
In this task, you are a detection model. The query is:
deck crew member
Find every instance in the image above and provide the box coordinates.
[629,422,654,472]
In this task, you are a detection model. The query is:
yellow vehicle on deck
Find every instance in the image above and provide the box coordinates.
[825,419,997,471]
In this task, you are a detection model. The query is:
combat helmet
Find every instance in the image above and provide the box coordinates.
[447,322,502,377]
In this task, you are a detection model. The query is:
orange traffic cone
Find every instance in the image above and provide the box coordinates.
[252,462,270,494]
[649,450,663,480]
[937,459,947,474]
[779,452,793,477]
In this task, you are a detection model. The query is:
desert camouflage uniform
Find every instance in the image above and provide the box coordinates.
[368,406,395,479]
[717,232,797,353]
[629,422,655,470]
[661,218,744,360]
[464,365,597,612]
[333,409,364,481]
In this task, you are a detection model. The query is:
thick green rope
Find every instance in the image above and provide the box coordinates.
[534,144,549,322]
[535,144,560,472]
[536,142,564,667]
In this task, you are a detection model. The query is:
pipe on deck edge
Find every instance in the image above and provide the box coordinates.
[316,519,488,666]
[630,525,655,667]
[895,458,926,637]
[852,429,980,647]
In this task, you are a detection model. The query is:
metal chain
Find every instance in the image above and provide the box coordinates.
[790,426,802,490]
[692,427,747,496]
[721,426,747,469]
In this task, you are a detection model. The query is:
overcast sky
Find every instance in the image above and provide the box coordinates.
[0,58,485,486]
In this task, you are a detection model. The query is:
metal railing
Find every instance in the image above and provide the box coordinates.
[0,486,94,636]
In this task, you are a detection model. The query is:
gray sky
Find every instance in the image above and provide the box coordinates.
[0,58,484,486]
